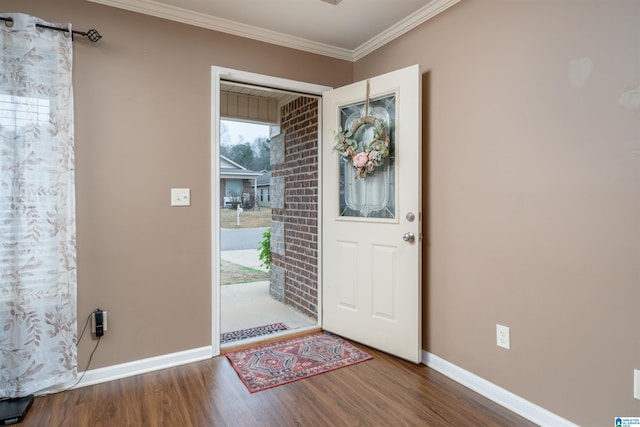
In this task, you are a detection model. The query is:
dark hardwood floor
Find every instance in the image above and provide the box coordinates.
[22,343,536,426]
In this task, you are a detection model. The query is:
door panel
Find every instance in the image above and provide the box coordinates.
[322,65,422,363]
[372,244,396,319]
[336,241,358,309]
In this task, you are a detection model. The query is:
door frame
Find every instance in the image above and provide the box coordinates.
[210,66,331,356]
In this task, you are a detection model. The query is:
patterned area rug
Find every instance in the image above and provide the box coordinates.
[226,331,373,393]
[221,322,290,344]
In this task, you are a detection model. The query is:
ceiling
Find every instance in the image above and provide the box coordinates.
[88,0,461,61]
[220,81,299,106]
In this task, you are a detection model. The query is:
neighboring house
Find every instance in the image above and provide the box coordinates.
[220,155,262,208]
[256,170,271,208]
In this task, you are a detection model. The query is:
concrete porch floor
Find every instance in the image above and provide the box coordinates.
[220,250,317,340]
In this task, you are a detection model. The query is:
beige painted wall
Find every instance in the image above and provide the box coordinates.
[3,0,352,370]
[6,0,639,424]
[356,1,640,425]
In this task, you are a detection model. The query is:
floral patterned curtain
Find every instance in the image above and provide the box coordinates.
[0,13,77,398]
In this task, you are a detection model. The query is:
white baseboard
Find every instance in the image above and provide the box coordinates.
[422,351,578,427]
[41,346,213,394]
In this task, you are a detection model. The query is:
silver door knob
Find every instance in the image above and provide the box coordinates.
[402,232,415,243]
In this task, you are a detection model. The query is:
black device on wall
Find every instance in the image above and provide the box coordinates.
[93,308,105,337]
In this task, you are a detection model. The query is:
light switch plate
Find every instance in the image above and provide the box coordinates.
[171,188,190,206]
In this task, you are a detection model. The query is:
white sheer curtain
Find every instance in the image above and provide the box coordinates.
[0,13,77,398]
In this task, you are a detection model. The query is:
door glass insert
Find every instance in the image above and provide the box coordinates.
[338,94,396,218]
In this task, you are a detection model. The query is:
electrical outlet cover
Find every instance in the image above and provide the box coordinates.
[496,324,510,349]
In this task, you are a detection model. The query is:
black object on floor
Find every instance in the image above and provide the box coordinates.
[0,395,34,426]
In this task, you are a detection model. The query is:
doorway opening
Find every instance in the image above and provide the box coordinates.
[213,65,421,361]
[215,78,323,349]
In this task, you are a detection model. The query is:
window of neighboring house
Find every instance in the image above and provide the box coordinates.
[226,179,243,197]
[260,188,264,202]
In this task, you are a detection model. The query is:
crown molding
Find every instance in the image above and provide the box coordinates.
[88,0,461,62]
[353,0,462,61]
[88,0,354,60]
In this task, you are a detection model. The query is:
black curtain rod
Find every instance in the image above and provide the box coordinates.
[0,16,102,42]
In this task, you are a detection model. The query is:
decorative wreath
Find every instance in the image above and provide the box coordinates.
[334,116,391,179]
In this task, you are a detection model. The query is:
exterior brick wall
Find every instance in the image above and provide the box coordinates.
[270,96,319,319]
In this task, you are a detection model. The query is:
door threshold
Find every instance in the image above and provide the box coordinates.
[220,326,322,354]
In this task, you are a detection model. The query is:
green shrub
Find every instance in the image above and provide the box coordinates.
[258,227,271,269]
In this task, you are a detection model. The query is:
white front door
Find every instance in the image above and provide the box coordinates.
[322,65,422,363]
